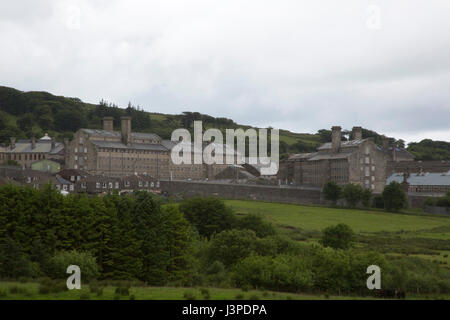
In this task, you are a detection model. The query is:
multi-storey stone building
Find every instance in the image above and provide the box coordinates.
[278,126,414,192]
[66,117,238,180]
[0,134,64,169]
[66,117,170,178]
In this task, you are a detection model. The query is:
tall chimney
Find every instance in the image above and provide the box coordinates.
[10,137,16,150]
[64,138,70,165]
[103,116,114,131]
[31,137,36,150]
[382,136,389,150]
[331,126,341,153]
[121,116,132,145]
[352,126,362,140]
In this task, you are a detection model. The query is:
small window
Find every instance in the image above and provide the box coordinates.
[69,185,74,191]
[63,185,68,191]
[102,182,107,188]
[125,181,130,187]
[109,182,113,189]
[82,182,87,188]
[96,182,100,189]
[115,182,119,189]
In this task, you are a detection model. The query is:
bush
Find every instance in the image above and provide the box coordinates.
[235,293,244,299]
[199,288,210,300]
[9,286,28,295]
[361,189,372,208]
[235,214,276,238]
[0,289,8,298]
[79,293,90,300]
[343,184,363,208]
[46,250,99,281]
[382,182,407,212]
[115,286,130,296]
[372,195,384,208]
[207,229,259,267]
[323,182,342,205]
[320,224,355,250]
[183,290,197,300]
[179,197,236,239]
[249,294,260,300]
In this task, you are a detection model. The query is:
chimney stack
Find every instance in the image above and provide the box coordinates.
[31,137,36,150]
[331,126,341,153]
[10,137,16,150]
[382,135,389,150]
[352,126,362,140]
[121,116,132,145]
[103,116,114,131]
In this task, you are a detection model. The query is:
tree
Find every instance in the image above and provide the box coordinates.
[320,224,355,250]
[207,229,259,267]
[382,181,407,212]
[17,113,34,132]
[179,197,236,239]
[0,237,33,278]
[361,189,372,208]
[343,184,363,208]
[322,181,342,205]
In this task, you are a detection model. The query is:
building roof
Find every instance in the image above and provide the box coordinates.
[387,171,450,186]
[81,129,161,141]
[90,140,169,151]
[317,139,365,150]
[7,141,62,154]
[288,153,317,160]
[307,152,353,161]
[131,132,161,141]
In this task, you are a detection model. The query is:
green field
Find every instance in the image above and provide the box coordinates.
[0,281,364,300]
[225,200,450,234]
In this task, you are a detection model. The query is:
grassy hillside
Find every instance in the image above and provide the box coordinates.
[226,200,450,267]
[0,85,448,160]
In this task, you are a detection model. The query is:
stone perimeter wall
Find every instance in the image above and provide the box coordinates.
[160,180,322,205]
[161,180,433,209]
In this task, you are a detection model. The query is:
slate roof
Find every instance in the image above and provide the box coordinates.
[81,129,161,141]
[387,171,450,186]
[317,139,365,150]
[90,140,169,151]
[7,141,63,153]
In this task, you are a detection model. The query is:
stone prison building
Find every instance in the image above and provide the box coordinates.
[278,126,415,193]
[65,116,230,179]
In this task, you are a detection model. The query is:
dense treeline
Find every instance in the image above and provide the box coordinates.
[1,185,449,296]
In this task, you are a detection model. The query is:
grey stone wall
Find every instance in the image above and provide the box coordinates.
[160,180,322,205]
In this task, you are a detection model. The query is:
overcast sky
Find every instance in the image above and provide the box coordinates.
[1,0,449,143]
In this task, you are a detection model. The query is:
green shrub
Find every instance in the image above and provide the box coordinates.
[46,250,99,281]
[235,293,244,299]
[382,181,407,212]
[0,289,8,298]
[343,184,363,208]
[323,182,342,205]
[320,224,355,250]
[115,286,130,296]
[235,214,276,238]
[249,294,260,300]
[183,290,197,300]
[179,197,236,239]
[372,195,384,208]
[9,286,28,295]
[199,288,210,300]
[129,294,136,300]
[79,293,90,300]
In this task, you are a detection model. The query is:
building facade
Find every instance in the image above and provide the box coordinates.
[278,126,411,192]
